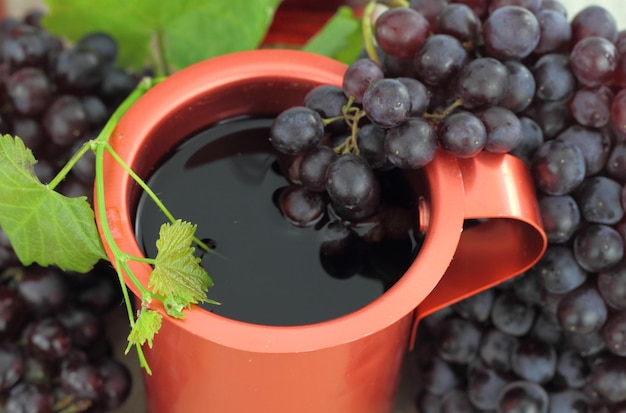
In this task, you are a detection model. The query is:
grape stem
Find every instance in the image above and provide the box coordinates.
[362,1,381,65]
[422,98,464,123]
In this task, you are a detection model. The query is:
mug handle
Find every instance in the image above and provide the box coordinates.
[409,152,547,349]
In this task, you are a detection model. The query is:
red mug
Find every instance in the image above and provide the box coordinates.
[96,49,546,413]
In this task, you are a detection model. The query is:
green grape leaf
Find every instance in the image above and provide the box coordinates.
[42,0,282,72]
[0,135,107,273]
[149,220,214,316]
[126,309,163,353]
[302,6,363,64]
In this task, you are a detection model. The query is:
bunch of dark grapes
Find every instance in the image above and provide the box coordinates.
[0,10,138,413]
[270,0,626,411]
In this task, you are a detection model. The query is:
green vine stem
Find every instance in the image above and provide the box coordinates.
[362,1,381,65]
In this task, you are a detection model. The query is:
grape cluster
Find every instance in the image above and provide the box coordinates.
[0,11,138,413]
[270,0,626,411]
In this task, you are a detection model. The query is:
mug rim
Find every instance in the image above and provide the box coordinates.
[96,49,466,353]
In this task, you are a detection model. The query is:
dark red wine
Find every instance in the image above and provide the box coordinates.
[134,116,418,326]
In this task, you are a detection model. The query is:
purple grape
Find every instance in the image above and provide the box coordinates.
[466,362,510,410]
[355,123,388,169]
[569,85,613,128]
[99,65,137,105]
[456,57,508,109]
[527,98,572,139]
[511,272,543,307]
[52,47,104,94]
[548,389,590,413]
[318,221,362,279]
[531,139,586,196]
[413,34,469,86]
[557,284,608,335]
[57,306,104,349]
[531,314,564,347]
[436,4,481,42]
[537,195,581,244]
[4,382,54,413]
[6,67,51,115]
[570,5,618,44]
[298,146,337,192]
[490,291,536,336]
[478,106,523,153]
[342,58,384,103]
[482,6,540,60]
[60,359,104,401]
[451,288,494,323]
[16,265,69,315]
[436,317,481,364]
[598,259,626,310]
[325,153,381,221]
[374,7,430,59]
[440,389,474,412]
[564,330,606,357]
[447,0,488,19]
[573,224,624,272]
[533,9,572,54]
[362,78,411,128]
[0,344,24,391]
[25,317,72,361]
[0,285,28,339]
[304,84,349,132]
[479,328,519,371]
[555,124,611,177]
[499,60,535,114]
[42,94,90,146]
[409,0,449,24]
[438,110,486,158]
[97,359,132,409]
[588,355,626,402]
[553,350,588,389]
[539,0,567,16]
[509,117,543,165]
[497,381,549,413]
[611,89,626,139]
[422,356,461,395]
[488,0,542,13]
[269,106,324,155]
[602,310,626,356]
[570,36,618,88]
[278,185,326,228]
[396,77,430,117]
[384,117,437,169]
[528,245,587,294]
[2,29,49,70]
[75,32,118,67]
[576,176,624,225]
[510,338,557,384]
[532,53,576,102]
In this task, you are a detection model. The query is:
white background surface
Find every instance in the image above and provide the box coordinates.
[2,1,622,412]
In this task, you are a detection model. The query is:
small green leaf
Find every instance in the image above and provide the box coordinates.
[149,220,213,311]
[302,6,363,64]
[42,0,282,72]
[126,309,163,353]
[0,135,107,273]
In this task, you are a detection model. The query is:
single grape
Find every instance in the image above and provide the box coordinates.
[531,139,586,196]
[600,311,626,360]
[362,78,411,128]
[575,176,624,225]
[25,317,72,361]
[436,317,481,364]
[60,359,104,401]
[99,65,137,105]
[16,265,70,315]
[611,89,626,139]
[553,350,588,389]
[555,124,611,177]
[374,7,430,59]
[318,221,362,279]
[528,245,587,294]
[557,284,608,335]
[570,5,618,44]
[414,34,469,87]
[0,344,24,391]
[416,389,443,413]
[0,285,28,339]
[438,110,487,158]
[482,6,540,61]
[511,272,543,307]
[466,362,510,410]
[531,314,564,347]
[437,4,481,42]
[451,288,494,323]
[42,94,90,146]
[539,0,567,16]
[564,330,606,357]
[548,389,590,413]
[409,0,449,25]
[445,0,488,19]
[384,117,437,169]
[342,58,384,103]
[499,60,535,113]
[397,77,430,117]
[573,224,624,272]
[511,338,557,384]
[52,47,104,93]
[527,98,572,139]
[456,57,508,109]
[537,196,581,244]
[269,106,324,155]
[588,355,626,402]
[598,259,626,310]
[6,67,51,115]
[478,106,523,153]
[479,328,519,371]
[489,0,542,13]
[2,29,48,69]
[440,389,474,413]
[533,9,572,54]
[298,146,337,192]
[422,356,460,395]
[570,36,617,87]
[325,153,381,222]
[4,382,54,413]
[569,85,613,128]
[81,94,109,127]
[490,291,536,336]
[56,306,104,349]
[75,32,118,66]
[304,84,349,132]
[532,53,576,102]
[278,185,327,227]
[355,123,388,169]
[97,359,132,409]
[508,117,543,165]
[497,381,549,413]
